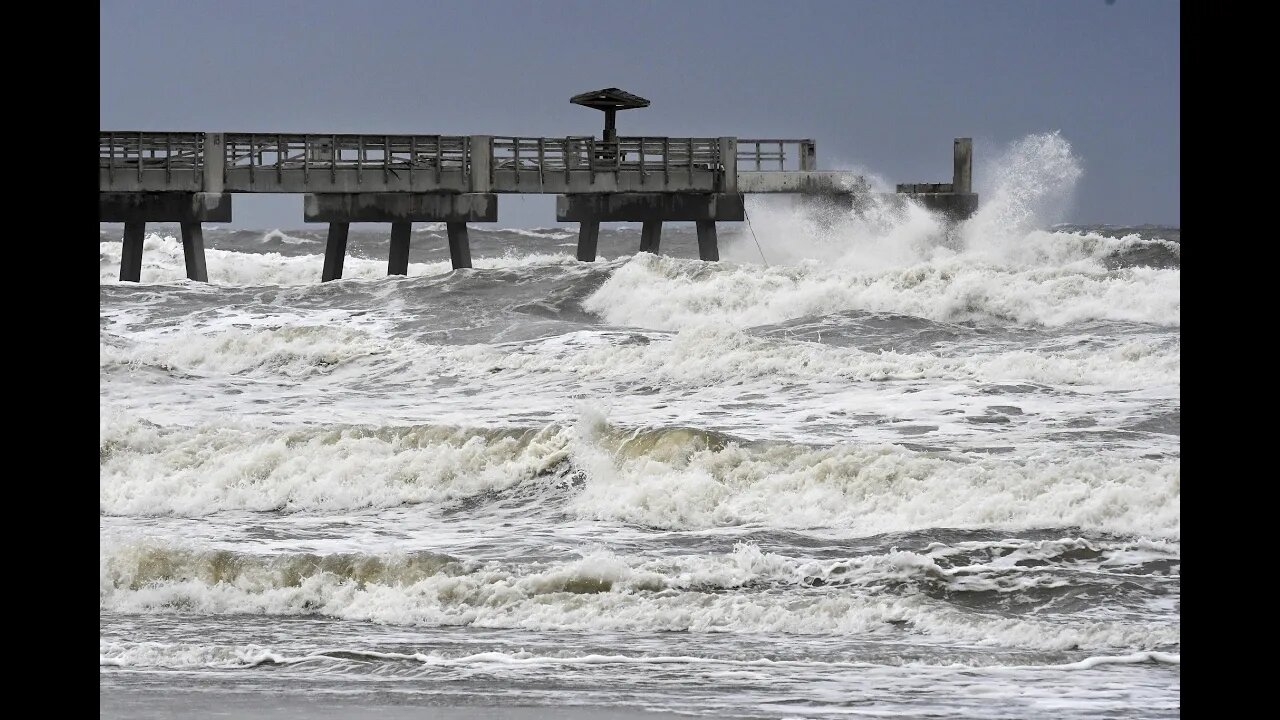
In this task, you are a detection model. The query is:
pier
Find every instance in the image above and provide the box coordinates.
[99,88,977,282]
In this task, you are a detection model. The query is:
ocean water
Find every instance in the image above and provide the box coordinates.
[100,133,1180,718]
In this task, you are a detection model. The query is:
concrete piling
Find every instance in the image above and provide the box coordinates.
[953,138,973,195]
[120,221,145,282]
[577,221,600,262]
[179,222,208,282]
[388,221,411,276]
[639,221,662,254]
[321,222,350,282]
[446,222,472,269]
[696,221,719,261]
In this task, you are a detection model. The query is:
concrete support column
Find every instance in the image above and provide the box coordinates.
[953,138,973,195]
[446,222,472,269]
[696,221,719,261]
[203,133,225,194]
[577,220,600,262]
[800,140,817,171]
[120,221,145,282]
[388,221,412,275]
[719,137,737,193]
[179,222,208,282]
[469,136,492,193]
[321,222,350,282]
[639,220,662,254]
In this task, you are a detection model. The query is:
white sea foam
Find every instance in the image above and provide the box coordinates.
[591,234,1177,331]
[643,132,1180,331]
[101,320,1178,391]
[504,227,576,240]
[260,228,318,245]
[99,417,572,516]
[99,640,1179,671]
[100,414,1179,539]
[99,539,1178,651]
[99,233,602,286]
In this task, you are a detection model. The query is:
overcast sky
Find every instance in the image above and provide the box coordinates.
[100,0,1179,229]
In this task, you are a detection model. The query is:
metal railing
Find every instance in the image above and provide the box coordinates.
[491,136,722,181]
[101,132,812,193]
[738,138,815,172]
[100,132,204,184]
[222,133,471,183]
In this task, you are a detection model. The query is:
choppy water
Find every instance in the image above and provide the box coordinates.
[100,133,1179,718]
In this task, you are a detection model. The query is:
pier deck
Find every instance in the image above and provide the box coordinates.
[99,131,976,282]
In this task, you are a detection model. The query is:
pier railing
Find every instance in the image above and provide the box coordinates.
[737,139,816,172]
[100,132,812,193]
[100,132,206,191]
[490,136,722,185]
[221,133,473,192]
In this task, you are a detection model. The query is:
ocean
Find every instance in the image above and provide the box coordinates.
[100,134,1180,718]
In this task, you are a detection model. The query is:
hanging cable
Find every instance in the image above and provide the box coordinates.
[744,206,769,267]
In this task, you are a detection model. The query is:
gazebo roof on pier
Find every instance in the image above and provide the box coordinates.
[570,88,650,111]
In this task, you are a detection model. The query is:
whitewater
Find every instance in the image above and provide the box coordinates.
[100,133,1179,718]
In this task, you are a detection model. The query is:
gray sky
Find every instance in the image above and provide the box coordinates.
[100,0,1179,229]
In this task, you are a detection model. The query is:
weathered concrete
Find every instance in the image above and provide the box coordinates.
[896,182,954,194]
[388,221,411,276]
[321,223,350,282]
[953,138,973,195]
[800,141,818,171]
[203,133,224,193]
[719,138,738,193]
[576,221,600,262]
[556,193,745,222]
[446,222,473,269]
[179,222,208,282]
[492,170,722,194]
[797,191,980,222]
[100,132,978,276]
[639,221,662,254]
[227,169,472,194]
[304,193,498,223]
[736,172,865,194]
[120,221,145,282]
[900,192,980,221]
[99,192,232,222]
[469,136,493,193]
[696,221,719,261]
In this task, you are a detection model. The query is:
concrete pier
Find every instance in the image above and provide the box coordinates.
[101,117,977,282]
[556,193,746,223]
[100,192,231,282]
[446,222,473,269]
[305,193,495,278]
[954,138,973,195]
[120,221,145,282]
[894,137,978,221]
[639,221,662,254]
[696,221,719,261]
[558,193,743,260]
[388,222,411,275]
[321,223,349,282]
[576,221,600,262]
[180,222,208,282]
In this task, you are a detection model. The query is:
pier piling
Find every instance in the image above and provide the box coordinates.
[179,222,208,282]
[639,221,662,254]
[321,222,350,282]
[696,221,719,261]
[120,221,145,282]
[446,222,473,269]
[388,221,411,276]
[576,221,600,262]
